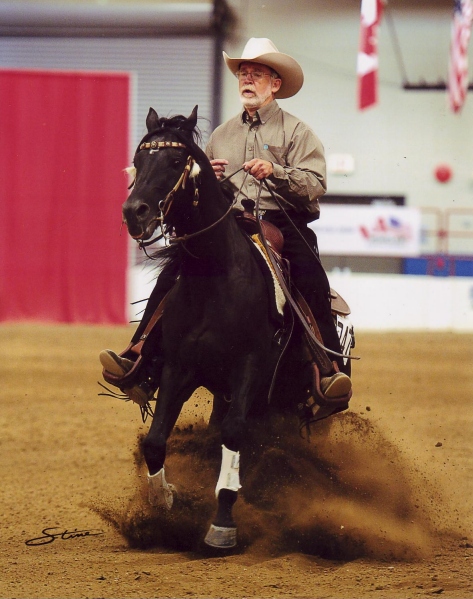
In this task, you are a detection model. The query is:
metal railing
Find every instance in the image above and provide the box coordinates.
[420,207,473,255]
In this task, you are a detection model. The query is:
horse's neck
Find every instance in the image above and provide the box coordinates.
[178,190,248,276]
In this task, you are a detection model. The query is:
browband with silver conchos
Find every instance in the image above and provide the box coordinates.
[139,141,187,151]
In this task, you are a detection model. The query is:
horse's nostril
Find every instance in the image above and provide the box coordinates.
[136,203,150,220]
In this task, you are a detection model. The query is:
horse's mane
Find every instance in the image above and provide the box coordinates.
[136,113,203,153]
[148,241,179,272]
[158,114,203,147]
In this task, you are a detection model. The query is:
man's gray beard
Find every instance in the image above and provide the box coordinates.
[239,87,273,110]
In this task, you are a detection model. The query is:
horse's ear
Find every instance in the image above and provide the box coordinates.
[146,107,160,132]
[181,105,198,131]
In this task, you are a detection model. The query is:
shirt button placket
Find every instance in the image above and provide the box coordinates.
[246,129,257,189]
[246,129,255,160]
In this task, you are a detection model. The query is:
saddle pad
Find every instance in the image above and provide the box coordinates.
[251,233,286,316]
[243,233,285,325]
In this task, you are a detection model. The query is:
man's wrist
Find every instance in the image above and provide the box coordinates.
[270,162,286,182]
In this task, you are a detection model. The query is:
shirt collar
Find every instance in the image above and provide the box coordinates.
[241,100,280,124]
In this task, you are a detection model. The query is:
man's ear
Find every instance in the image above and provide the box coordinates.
[271,78,282,95]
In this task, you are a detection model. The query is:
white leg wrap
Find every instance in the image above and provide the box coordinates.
[215,445,241,498]
[147,467,176,510]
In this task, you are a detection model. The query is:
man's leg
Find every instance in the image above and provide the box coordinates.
[263,211,351,395]
[100,261,179,401]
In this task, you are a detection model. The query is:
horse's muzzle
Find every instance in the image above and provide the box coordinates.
[122,200,156,240]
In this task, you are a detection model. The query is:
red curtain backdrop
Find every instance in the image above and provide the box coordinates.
[0,69,130,324]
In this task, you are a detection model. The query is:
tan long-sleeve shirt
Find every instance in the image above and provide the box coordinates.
[205,100,327,221]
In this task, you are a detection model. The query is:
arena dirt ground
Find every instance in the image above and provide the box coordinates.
[0,324,472,599]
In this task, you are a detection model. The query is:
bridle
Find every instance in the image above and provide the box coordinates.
[136,141,199,219]
[130,138,241,249]
[159,154,198,219]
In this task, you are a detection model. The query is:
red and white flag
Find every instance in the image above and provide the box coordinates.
[448,0,473,113]
[357,0,384,110]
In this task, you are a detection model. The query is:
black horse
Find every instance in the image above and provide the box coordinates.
[119,106,353,549]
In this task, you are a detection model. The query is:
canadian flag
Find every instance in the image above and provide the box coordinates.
[448,0,473,113]
[357,0,384,110]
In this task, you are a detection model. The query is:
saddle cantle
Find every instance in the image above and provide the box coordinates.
[233,208,284,255]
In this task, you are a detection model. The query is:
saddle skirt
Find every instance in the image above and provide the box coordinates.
[234,208,352,324]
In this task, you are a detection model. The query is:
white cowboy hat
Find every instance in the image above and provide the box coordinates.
[223,37,304,99]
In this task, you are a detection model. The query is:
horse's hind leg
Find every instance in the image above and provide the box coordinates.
[208,393,229,432]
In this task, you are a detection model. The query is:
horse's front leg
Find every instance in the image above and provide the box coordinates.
[143,367,195,510]
[204,444,241,548]
[204,365,265,549]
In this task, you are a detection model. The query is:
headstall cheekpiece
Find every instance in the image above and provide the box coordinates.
[130,138,204,245]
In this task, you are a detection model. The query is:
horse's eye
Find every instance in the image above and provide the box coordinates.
[173,159,182,168]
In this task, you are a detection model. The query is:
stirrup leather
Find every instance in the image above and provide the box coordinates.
[292,289,352,426]
[101,291,169,390]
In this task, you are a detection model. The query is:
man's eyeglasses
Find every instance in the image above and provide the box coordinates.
[235,70,273,82]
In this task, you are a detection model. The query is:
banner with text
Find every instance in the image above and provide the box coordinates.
[311,205,421,256]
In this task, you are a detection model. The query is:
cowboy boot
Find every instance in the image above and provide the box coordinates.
[320,371,352,398]
[99,349,156,406]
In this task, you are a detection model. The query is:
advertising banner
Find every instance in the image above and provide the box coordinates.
[311,205,421,257]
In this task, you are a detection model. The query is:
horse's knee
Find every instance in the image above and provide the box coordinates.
[221,416,245,452]
[142,434,166,474]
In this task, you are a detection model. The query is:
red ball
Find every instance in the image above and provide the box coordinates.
[434,164,452,183]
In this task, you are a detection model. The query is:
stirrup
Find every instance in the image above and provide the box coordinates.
[100,343,144,389]
[100,290,170,392]
[299,361,352,430]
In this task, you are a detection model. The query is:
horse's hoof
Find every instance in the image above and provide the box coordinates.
[147,468,176,510]
[204,524,237,548]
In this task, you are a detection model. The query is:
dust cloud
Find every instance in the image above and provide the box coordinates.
[94,410,448,561]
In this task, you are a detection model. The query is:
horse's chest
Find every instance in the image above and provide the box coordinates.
[163,289,270,357]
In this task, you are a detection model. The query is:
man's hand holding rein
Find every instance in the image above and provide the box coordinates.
[243,158,274,180]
